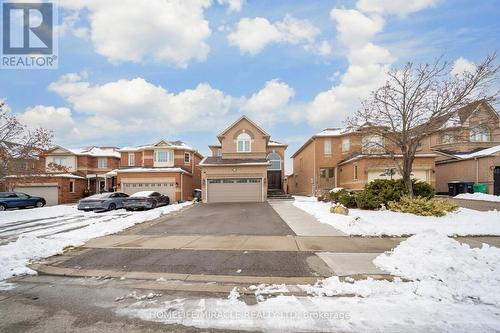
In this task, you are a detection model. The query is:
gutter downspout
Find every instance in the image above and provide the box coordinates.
[475,158,479,183]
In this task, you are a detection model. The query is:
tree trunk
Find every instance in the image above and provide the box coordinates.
[402,155,414,197]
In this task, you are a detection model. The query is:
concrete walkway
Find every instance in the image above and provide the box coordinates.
[269,200,347,236]
[445,197,500,211]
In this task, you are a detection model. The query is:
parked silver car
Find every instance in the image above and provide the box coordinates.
[77,192,129,212]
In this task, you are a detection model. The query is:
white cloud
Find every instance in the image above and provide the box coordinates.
[18,106,79,136]
[356,0,439,17]
[330,9,384,48]
[240,79,296,124]
[59,0,212,67]
[217,0,244,13]
[451,57,477,76]
[318,40,333,56]
[227,14,320,55]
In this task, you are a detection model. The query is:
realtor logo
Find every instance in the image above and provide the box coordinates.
[1,1,58,69]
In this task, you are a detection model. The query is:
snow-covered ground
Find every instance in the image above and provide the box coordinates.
[117,231,500,332]
[0,202,192,280]
[455,192,500,202]
[293,196,500,236]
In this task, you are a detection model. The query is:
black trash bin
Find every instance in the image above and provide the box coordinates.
[449,181,474,196]
[448,182,460,196]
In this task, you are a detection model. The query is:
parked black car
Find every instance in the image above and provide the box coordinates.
[123,191,170,211]
[77,192,129,212]
[0,192,46,211]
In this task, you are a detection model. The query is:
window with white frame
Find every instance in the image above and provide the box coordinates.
[342,137,350,152]
[442,133,454,144]
[362,135,383,153]
[267,152,281,170]
[324,139,332,155]
[470,125,489,142]
[217,149,222,157]
[236,133,251,152]
[353,164,358,180]
[69,179,75,193]
[53,156,68,166]
[98,158,107,168]
[184,152,190,163]
[155,150,173,163]
[128,153,135,166]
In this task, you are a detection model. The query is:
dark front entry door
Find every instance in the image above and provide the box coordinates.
[268,171,282,190]
[494,167,500,195]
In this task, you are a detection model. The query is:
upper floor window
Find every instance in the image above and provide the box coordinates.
[184,152,190,163]
[98,158,107,169]
[217,149,222,157]
[128,153,135,166]
[53,156,68,166]
[342,137,350,152]
[267,152,281,170]
[442,133,454,144]
[155,150,174,163]
[362,135,383,153]
[324,139,332,155]
[236,133,251,152]
[470,125,489,142]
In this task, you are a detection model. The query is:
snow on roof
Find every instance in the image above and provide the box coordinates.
[116,167,191,174]
[130,191,156,197]
[5,173,85,179]
[66,147,121,158]
[118,140,194,152]
[315,127,353,137]
[453,145,500,159]
[269,140,287,146]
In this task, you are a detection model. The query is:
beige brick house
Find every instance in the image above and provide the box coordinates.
[289,128,437,195]
[431,100,500,194]
[116,140,203,202]
[5,146,121,205]
[200,116,287,203]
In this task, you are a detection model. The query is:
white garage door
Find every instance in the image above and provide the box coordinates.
[207,178,263,203]
[367,170,428,183]
[122,182,176,200]
[14,185,58,206]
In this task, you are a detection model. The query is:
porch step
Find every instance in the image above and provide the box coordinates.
[267,191,294,200]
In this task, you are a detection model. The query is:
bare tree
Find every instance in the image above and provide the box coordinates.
[349,54,499,195]
[0,102,54,185]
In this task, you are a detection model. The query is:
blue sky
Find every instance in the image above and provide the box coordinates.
[1,0,499,173]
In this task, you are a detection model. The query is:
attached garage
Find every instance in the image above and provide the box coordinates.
[13,185,59,206]
[367,169,429,183]
[207,178,263,203]
[121,181,176,200]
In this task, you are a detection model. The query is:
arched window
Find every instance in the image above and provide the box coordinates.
[470,125,489,142]
[237,133,251,152]
[267,152,281,170]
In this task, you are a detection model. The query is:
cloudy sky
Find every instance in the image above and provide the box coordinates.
[2,0,499,173]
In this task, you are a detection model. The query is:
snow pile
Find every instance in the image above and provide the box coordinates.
[0,205,79,224]
[455,192,500,202]
[249,283,289,301]
[0,202,192,281]
[117,233,500,332]
[293,196,500,236]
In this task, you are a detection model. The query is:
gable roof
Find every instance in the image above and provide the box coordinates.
[217,115,271,140]
[46,145,121,158]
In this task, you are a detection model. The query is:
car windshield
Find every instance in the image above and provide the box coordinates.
[86,193,113,199]
[130,191,155,197]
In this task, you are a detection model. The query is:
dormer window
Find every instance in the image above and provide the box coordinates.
[470,125,489,142]
[237,133,251,152]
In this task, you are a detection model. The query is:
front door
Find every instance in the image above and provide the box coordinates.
[494,167,500,195]
[267,171,282,190]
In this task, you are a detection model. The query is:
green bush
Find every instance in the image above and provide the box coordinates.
[365,179,406,204]
[411,179,435,199]
[355,189,383,210]
[330,189,358,208]
[387,196,458,217]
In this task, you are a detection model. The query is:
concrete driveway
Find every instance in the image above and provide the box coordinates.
[139,202,295,236]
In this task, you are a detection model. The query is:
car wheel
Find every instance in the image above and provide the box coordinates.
[151,201,157,209]
[0,204,6,211]
[108,203,116,211]
[35,201,45,208]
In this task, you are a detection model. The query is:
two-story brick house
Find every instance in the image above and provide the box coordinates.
[116,139,202,201]
[289,127,437,196]
[6,146,121,205]
[199,116,287,203]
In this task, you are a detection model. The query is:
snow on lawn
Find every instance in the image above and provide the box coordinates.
[455,192,500,202]
[0,202,192,281]
[293,196,500,236]
[117,232,500,332]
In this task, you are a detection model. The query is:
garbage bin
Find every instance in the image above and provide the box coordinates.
[473,183,488,193]
[448,182,460,196]
[457,181,474,194]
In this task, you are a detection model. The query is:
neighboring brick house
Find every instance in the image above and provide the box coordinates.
[116,139,202,202]
[430,100,500,194]
[5,146,121,205]
[289,127,437,196]
[199,116,287,203]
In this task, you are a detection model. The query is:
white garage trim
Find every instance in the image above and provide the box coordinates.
[206,178,263,203]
